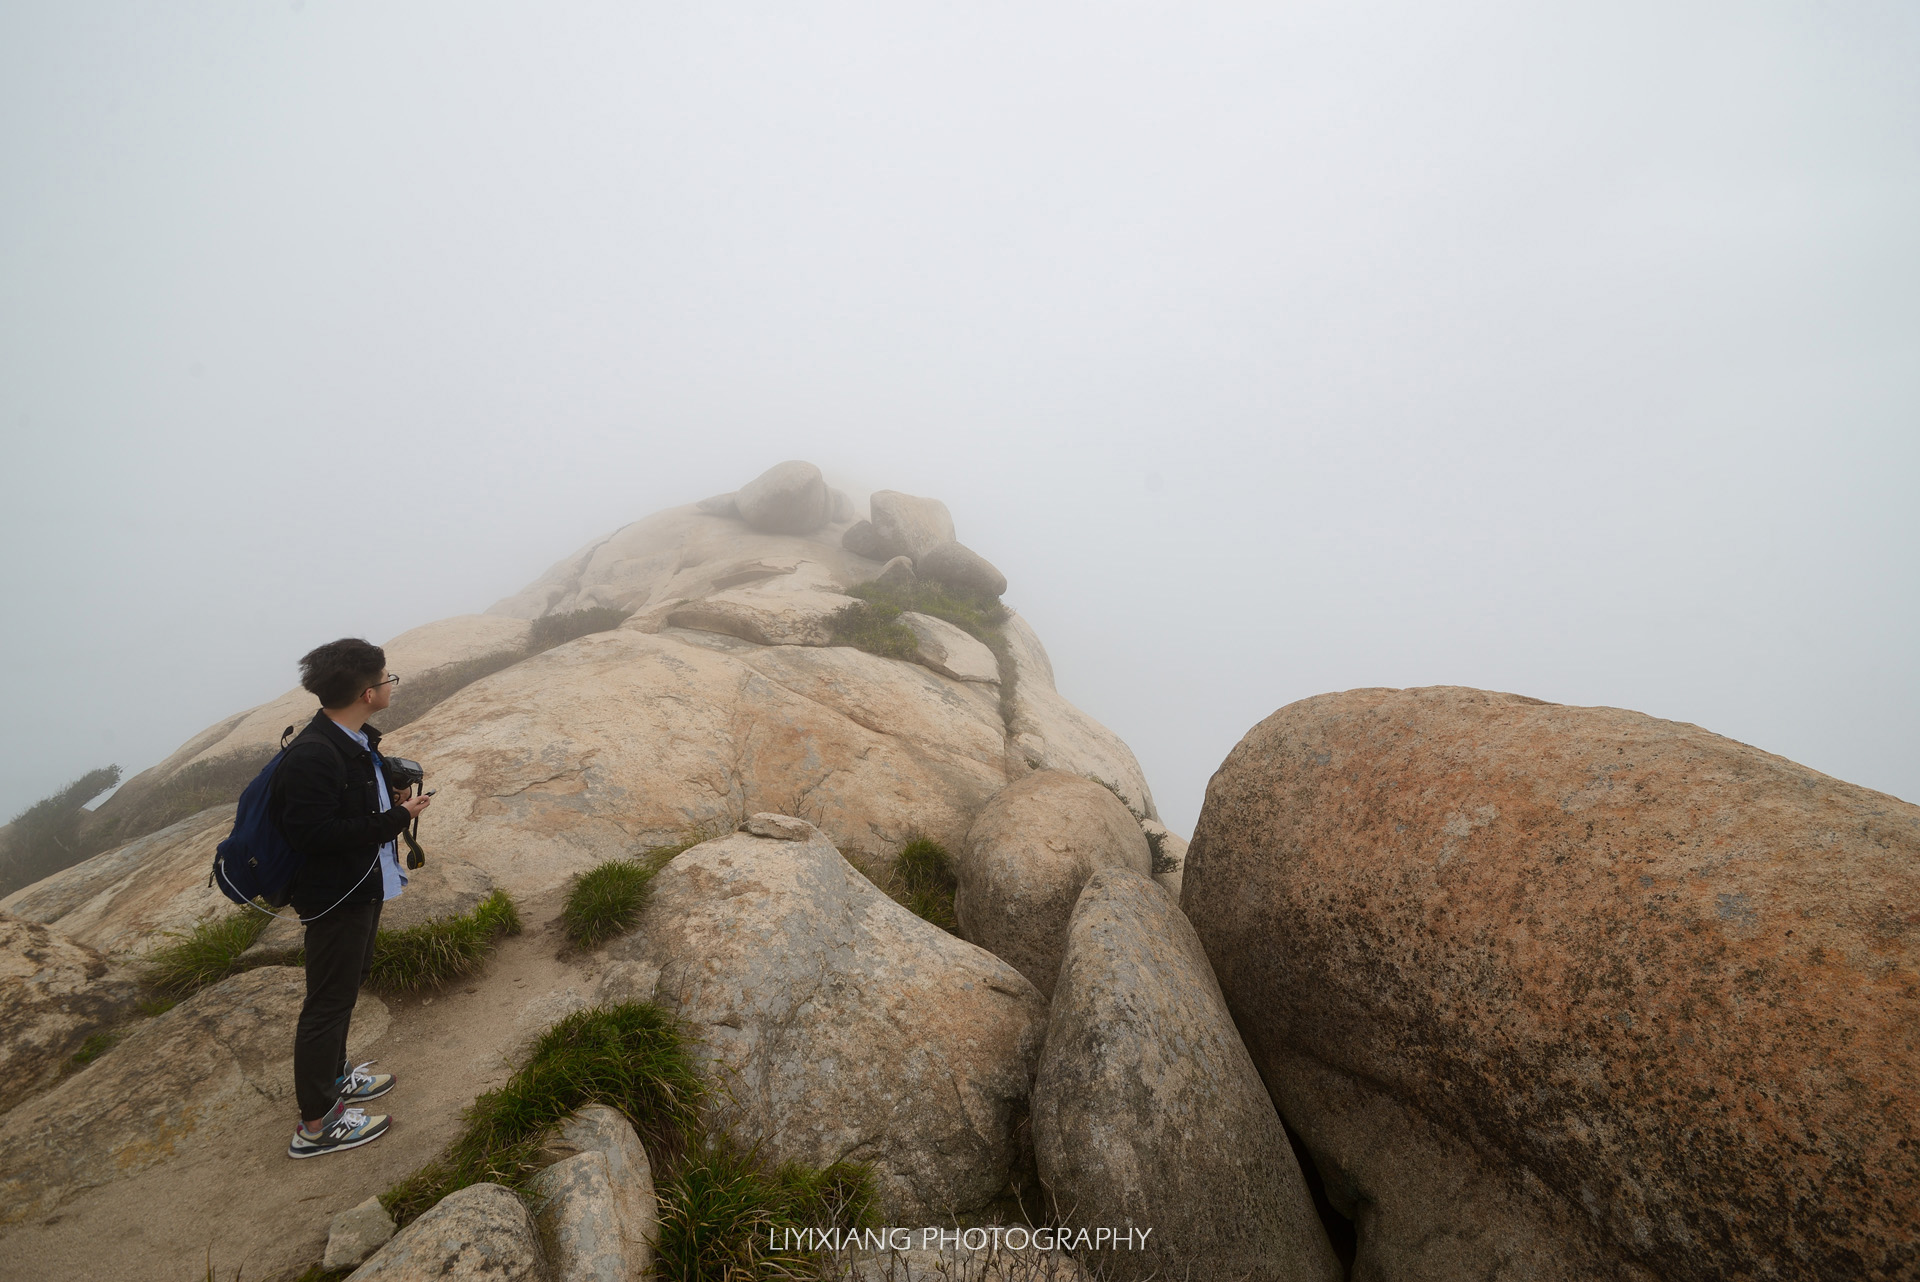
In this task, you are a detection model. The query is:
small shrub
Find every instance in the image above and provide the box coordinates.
[529,606,632,654]
[383,1002,707,1226]
[829,600,920,660]
[379,650,527,732]
[847,580,1007,642]
[0,765,121,897]
[563,860,656,948]
[655,1139,878,1282]
[368,889,522,994]
[83,749,272,861]
[1089,775,1148,824]
[143,909,270,998]
[890,837,958,933]
[1146,829,1179,876]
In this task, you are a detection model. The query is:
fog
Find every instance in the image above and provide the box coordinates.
[3,2,1916,838]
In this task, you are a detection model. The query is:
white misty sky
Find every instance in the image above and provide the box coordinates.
[2,2,1916,839]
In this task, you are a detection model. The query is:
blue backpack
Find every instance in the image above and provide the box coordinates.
[210,724,337,908]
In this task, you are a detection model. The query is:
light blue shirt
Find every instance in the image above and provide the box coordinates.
[330,719,408,901]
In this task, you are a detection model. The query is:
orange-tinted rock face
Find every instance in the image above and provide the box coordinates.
[1185,687,1920,1282]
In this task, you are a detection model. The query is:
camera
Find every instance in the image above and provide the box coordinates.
[382,755,425,793]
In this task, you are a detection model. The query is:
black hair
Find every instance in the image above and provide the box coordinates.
[299,638,387,710]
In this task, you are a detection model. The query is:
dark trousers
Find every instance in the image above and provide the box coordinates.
[294,898,382,1122]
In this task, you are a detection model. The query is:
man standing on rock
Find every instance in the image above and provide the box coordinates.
[273,637,430,1158]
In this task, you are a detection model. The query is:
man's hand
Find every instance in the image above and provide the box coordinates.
[400,792,432,819]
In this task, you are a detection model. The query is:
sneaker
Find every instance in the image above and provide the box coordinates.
[334,1058,396,1103]
[287,1100,391,1159]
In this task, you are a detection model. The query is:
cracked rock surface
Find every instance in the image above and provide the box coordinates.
[0,917,142,1117]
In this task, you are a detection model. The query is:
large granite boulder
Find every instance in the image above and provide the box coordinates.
[734,460,832,535]
[917,541,1007,598]
[347,1182,546,1281]
[608,820,1048,1218]
[0,966,389,1224]
[372,627,1010,900]
[955,771,1153,998]
[1034,868,1339,1282]
[1185,686,1920,1282]
[0,917,141,1116]
[868,491,955,562]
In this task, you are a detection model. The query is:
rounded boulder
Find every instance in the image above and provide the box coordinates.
[611,818,1049,1219]
[956,771,1153,998]
[1185,686,1920,1282]
[917,541,1007,598]
[1034,866,1340,1282]
[734,461,831,535]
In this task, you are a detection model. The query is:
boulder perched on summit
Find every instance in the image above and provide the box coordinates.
[956,771,1153,998]
[1034,868,1340,1282]
[840,518,888,561]
[917,540,1008,598]
[611,819,1048,1219]
[1185,686,1920,1282]
[874,554,916,588]
[868,490,956,562]
[734,460,833,535]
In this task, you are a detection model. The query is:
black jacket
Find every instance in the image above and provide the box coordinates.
[270,711,411,916]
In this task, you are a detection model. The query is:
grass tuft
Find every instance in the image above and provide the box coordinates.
[562,832,709,949]
[890,837,959,933]
[143,910,270,998]
[563,861,656,948]
[368,889,522,994]
[382,1001,707,1226]
[379,998,876,1279]
[69,1030,123,1067]
[655,1138,878,1281]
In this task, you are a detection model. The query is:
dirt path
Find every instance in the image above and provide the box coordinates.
[0,886,602,1282]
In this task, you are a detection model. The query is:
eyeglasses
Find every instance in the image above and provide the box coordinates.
[368,675,400,691]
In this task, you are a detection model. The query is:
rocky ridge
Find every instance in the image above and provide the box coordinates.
[0,462,1203,1281]
[1,463,1901,1282]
